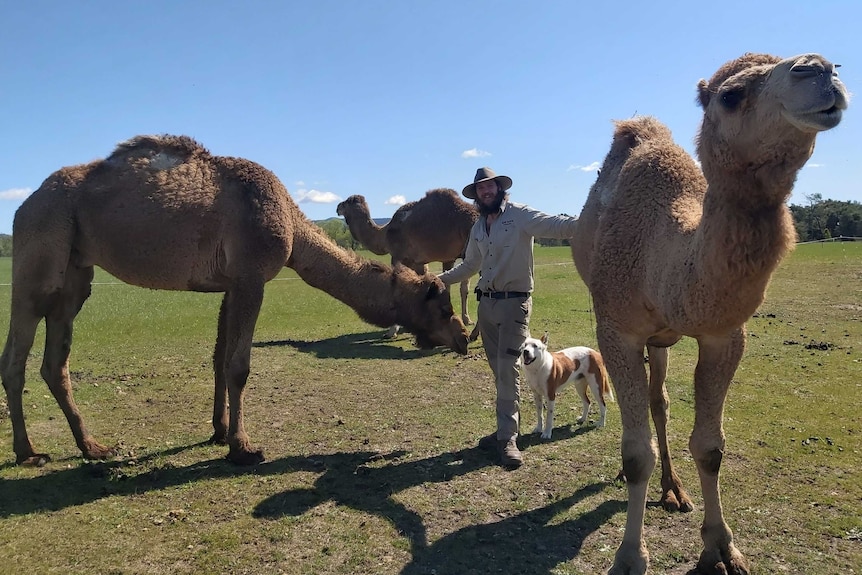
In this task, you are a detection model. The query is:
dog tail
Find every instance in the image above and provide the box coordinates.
[593,350,615,402]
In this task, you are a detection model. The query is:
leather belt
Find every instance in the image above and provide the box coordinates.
[481,291,530,300]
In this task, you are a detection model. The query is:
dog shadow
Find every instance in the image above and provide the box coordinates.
[519,422,598,449]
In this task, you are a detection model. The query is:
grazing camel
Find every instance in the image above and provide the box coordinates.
[571,53,848,574]
[336,190,478,334]
[0,135,470,467]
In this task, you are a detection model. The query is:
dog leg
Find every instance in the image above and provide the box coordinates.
[543,399,555,439]
[589,376,607,427]
[576,380,591,424]
[532,389,544,435]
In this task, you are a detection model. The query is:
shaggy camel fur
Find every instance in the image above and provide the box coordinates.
[337,189,479,334]
[571,53,848,574]
[0,135,470,467]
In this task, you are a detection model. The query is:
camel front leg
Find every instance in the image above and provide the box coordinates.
[459,278,472,325]
[219,279,266,465]
[690,330,749,575]
[598,326,655,575]
[647,345,693,512]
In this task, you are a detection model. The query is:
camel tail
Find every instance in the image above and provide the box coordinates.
[592,350,615,403]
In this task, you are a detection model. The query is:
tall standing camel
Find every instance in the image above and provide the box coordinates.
[0,135,470,467]
[571,53,848,574]
[336,190,478,334]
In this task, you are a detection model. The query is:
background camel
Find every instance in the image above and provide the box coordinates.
[0,135,469,467]
[336,190,478,337]
[571,53,848,574]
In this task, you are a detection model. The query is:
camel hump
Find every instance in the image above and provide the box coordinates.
[106,134,209,170]
[612,116,673,150]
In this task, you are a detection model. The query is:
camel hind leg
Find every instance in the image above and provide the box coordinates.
[214,277,266,465]
[647,344,694,512]
[1,245,107,464]
[1,296,45,464]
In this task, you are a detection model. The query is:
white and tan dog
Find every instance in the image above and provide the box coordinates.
[520,333,614,438]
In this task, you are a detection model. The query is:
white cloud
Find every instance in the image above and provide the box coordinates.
[295,180,306,187]
[293,188,340,204]
[0,187,32,200]
[461,148,491,159]
[385,195,407,206]
[566,162,601,173]
[805,163,824,168]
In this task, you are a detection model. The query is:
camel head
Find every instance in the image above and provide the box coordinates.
[391,265,470,355]
[696,53,849,195]
[336,195,371,220]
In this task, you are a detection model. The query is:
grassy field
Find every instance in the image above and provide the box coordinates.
[0,243,860,574]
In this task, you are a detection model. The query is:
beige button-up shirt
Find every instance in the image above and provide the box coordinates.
[438,200,578,293]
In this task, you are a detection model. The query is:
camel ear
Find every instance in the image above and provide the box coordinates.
[697,79,711,109]
[540,332,549,345]
[425,280,441,301]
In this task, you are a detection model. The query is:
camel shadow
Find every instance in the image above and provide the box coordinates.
[254,331,458,360]
[0,441,256,517]
[253,446,495,554]
[0,424,605,520]
[1,436,624,571]
[0,438,495,520]
[252,430,616,564]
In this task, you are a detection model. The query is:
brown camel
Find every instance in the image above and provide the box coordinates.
[336,189,479,335]
[0,135,470,467]
[571,53,848,574]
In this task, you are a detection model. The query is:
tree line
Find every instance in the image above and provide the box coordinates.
[790,195,862,242]
[0,198,857,258]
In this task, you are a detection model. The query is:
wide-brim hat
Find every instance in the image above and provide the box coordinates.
[462,167,513,200]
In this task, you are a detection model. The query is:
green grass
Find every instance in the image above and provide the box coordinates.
[0,244,860,574]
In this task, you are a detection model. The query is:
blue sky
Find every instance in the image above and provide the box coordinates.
[1,1,858,234]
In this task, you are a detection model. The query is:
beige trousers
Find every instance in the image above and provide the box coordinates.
[477,295,532,441]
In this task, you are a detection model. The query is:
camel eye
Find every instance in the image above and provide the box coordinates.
[720,88,745,110]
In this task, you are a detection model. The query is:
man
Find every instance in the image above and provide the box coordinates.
[438,167,578,468]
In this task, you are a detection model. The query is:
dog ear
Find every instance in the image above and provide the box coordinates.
[541,332,549,345]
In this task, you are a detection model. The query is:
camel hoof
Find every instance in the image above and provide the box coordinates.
[695,546,750,575]
[608,541,648,575]
[208,432,229,446]
[18,453,51,467]
[227,447,265,466]
[661,488,694,513]
[82,441,116,461]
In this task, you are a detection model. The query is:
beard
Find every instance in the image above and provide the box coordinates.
[477,190,507,216]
